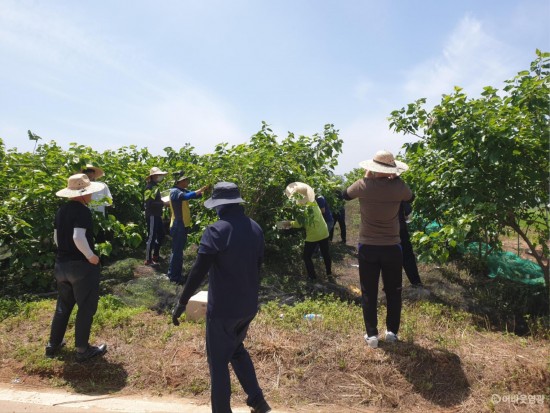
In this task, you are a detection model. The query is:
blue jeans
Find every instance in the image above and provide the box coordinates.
[206,315,265,413]
[167,221,188,283]
[49,260,100,348]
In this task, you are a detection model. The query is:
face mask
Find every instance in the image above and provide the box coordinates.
[154,175,164,183]
[215,205,225,217]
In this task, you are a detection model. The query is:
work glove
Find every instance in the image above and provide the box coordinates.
[172,303,186,326]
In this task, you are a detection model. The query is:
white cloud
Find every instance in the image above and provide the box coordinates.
[353,78,374,102]
[140,91,246,154]
[404,16,512,105]
[337,112,415,175]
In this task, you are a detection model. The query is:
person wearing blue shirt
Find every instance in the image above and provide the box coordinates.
[172,182,271,413]
[166,173,209,284]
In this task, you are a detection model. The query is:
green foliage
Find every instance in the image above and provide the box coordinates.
[258,295,363,334]
[0,297,21,321]
[0,123,343,295]
[92,294,147,329]
[389,51,550,289]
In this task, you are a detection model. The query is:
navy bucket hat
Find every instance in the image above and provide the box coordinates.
[204,182,245,209]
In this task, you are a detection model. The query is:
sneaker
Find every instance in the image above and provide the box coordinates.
[411,282,424,289]
[75,344,107,362]
[144,260,160,267]
[251,399,272,413]
[385,331,398,343]
[45,340,66,358]
[364,334,378,348]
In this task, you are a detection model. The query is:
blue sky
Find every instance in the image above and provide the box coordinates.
[1,0,548,174]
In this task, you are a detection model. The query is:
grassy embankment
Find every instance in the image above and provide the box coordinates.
[0,199,548,413]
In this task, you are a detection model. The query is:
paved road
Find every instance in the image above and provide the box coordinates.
[0,383,372,412]
[0,384,252,413]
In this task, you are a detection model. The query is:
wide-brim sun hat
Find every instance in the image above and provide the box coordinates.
[81,164,105,179]
[204,182,245,209]
[359,150,409,175]
[56,173,105,198]
[175,174,189,183]
[285,182,315,205]
[147,167,168,178]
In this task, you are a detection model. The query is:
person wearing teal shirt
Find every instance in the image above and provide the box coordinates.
[281,182,333,281]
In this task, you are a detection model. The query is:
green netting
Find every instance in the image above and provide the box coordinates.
[418,222,546,285]
[465,242,545,286]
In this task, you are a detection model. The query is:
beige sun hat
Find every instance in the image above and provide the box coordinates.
[56,173,105,198]
[147,167,168,179]
[285,182,315,205]
[81,164,105,179]
[359,150,409,175]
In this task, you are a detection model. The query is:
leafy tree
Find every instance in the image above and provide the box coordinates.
[0,123,343,294]
[388,51,550,292]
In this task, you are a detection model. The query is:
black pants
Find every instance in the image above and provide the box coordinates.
[49,260,101,348]
[358,244,403,337]
[303,237,331,279]
[329,209,346,242]
[206,315,265,413]
[400,227,422,285]
[145,215,164,261]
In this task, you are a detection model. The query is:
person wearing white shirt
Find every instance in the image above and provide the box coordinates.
[81,164,112,216]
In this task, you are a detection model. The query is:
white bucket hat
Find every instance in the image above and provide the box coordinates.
[285,182,315,205]
[147,167,168,179]
[359,150,409,175]
[56,174,105,198]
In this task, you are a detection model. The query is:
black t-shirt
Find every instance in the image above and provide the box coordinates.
[54,201,95,262]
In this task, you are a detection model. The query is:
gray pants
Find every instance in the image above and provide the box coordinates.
[49,260,100,349]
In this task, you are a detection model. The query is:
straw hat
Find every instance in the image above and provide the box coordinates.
[359,150,409,175]
[56,174,105,198]
[204,182,245,209]
[81,164,105,179]
[147,167,168,178]
[285,182,315,205]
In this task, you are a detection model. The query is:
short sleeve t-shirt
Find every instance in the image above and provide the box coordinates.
[346,178,413,245]
[55,201,95,262]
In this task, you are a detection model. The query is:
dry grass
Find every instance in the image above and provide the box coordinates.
[0,199,548,412]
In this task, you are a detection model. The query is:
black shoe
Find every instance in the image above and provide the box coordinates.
[76,344,107,362]
[45,340,66,358]
[251,399,271,413]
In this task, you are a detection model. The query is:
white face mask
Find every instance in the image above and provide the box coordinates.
[153,175,164,183]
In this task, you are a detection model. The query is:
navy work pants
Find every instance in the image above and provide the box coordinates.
[206,315,265,413]
[145,215,164,261]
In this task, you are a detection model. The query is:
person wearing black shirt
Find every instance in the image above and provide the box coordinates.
[46,174,107,362]
[172,182,271,413]
[144,167,168,265]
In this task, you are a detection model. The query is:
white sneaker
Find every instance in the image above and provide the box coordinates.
[364,334,378,348]
[385,330,398,343]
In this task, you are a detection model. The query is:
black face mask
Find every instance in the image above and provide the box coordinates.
[215,204,225,217]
